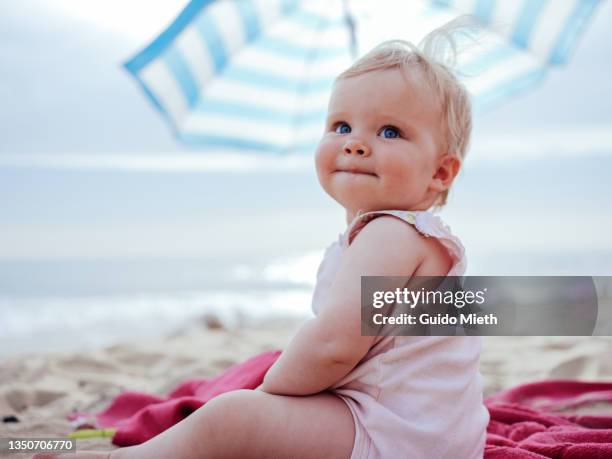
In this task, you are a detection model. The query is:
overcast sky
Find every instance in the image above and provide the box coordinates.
[0,0,611,272]
[1,0,611,157]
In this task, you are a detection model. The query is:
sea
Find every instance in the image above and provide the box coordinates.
[2,248,612,358]
[2,154,612,358]
[0,252,321,358]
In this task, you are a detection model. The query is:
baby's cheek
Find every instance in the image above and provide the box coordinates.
[381,157,410,181]
[313,149,332,187]
[385,163,419,194]
[314,140,335,171]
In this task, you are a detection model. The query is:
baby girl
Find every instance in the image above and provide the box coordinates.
[36,20,489,459]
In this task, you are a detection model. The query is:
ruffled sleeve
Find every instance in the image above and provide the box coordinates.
[414,212,467,276]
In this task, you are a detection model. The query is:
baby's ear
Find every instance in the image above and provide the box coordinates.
[430,154,461,192]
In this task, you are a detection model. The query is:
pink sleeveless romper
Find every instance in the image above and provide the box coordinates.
[311,210,489,459]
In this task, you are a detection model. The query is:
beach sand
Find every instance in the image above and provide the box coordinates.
[1,318,612,457]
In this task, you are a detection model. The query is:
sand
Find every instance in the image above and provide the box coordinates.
[1,318,612,457]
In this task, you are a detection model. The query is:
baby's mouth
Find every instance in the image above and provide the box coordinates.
[334,167,378,177]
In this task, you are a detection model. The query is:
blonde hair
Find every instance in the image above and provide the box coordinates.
[336,16,479,208]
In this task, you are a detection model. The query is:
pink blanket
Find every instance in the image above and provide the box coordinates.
[69,351,612,457]
[485,380,612,458]
[68,350,280,446]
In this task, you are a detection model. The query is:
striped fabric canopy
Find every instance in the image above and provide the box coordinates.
[124,0,601,154]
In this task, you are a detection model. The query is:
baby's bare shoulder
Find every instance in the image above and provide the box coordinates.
[353,215,424,247]
[348,216,427,270]
[352,215,452,276]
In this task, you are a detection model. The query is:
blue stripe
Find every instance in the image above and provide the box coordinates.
[123,0,304,74]
[474,0,495,24]
[236,0,260,41]
[162,47,200,107]
[512,0,548,49]
[459,44,517,76]
[430,0,452,7]
[281,0,300,13]
[473,68,547,113]
[422,3,448,18]
[124,0,214,73]
[194,13,228,72]
[549,0,601,64]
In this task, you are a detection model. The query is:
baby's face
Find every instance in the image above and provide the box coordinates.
[315,68,447,218]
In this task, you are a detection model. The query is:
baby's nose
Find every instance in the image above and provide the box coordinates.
[343,139,371,157]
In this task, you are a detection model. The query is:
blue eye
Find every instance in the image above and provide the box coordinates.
[335,122,351,134]
[380,126,400,139]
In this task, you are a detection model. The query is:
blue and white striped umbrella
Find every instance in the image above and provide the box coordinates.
[124,0,601,154]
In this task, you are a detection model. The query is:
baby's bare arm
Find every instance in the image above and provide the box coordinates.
[261,216,428,396]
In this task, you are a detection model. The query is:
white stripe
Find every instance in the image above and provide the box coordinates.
[490,0,528,39]
[529,0,579,61]
[294,124,326,144]
[200,76,330,112]
[252,0,285,28]
[140,59,188,126]
[455,34,506,72]
[234,47,306,77]
[202,79,299,112]
[208,0,247,56]
[451,0,480,15]
[234,46,349,79]
[183,106,325,132]
[182,112,294,145]
[354,0,452,56]
[301,93,330,113]
[174,26,215,90]
[298,0,343,19]
[297,90,330,112]
[466,51,540,95]
[265,17,346,48]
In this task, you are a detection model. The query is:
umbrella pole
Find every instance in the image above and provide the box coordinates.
[342,0,358,58]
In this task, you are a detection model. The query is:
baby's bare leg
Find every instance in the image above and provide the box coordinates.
[109,389,355,459]
[33,390,354,459]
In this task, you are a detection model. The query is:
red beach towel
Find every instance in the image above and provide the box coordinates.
[69,352,612,457]
[68,350,281,446]
[484,380,612,458]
